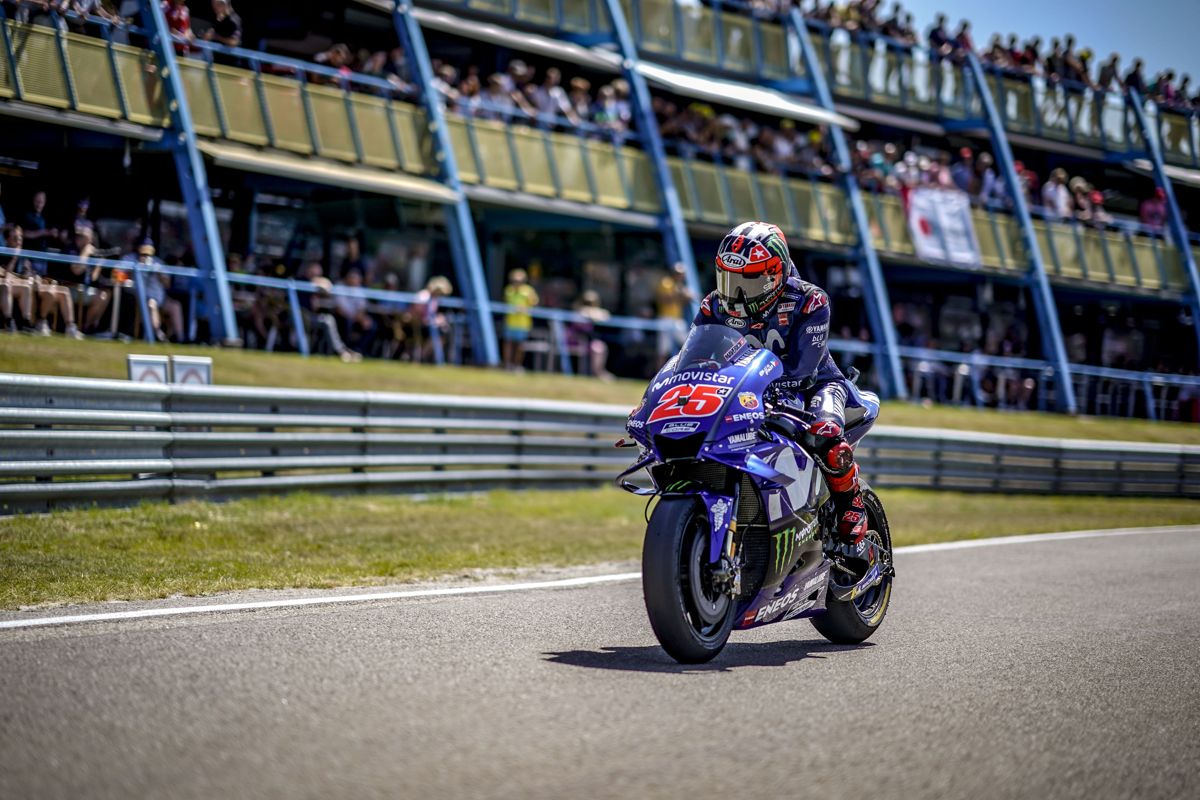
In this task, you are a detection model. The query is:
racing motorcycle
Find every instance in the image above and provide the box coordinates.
[616,325,893,663]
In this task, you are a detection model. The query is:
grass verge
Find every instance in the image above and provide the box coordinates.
[2,487,1197,610]
[2,334,1198,443]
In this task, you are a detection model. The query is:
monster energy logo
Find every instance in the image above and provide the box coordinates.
[771,519,819,573]
[664,479,701,493]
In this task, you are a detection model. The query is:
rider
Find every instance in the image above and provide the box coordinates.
[691,221,869,545]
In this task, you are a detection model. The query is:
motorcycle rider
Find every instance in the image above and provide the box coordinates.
[691,221,871,545]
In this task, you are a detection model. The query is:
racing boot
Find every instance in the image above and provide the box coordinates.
[824,441,868,546]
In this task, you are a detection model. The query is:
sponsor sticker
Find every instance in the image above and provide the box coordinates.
[729,411,765,423]
[805,323,829,334]
[777,302,795,313]
[725,317,746,329]
[738,392,760,410]
[627,419,645,429]
[660,421,700,434]
[710,498,729,530]
[720,252,747,269]
[777,313,789,327]
[726,431,757,445]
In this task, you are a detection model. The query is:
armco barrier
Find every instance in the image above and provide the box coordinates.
[0,372,1197,515]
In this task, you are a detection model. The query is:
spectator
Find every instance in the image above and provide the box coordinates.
[1,225,36,332]
[950,147,974,193]
[405,275,452,363]
[655,262,694,363]
[480,73,517,121]
[567,77,592,122]
[951,20,973,64]
[568,290,613,380]
[131,240,182,342]
[1088,189,1112,228]
[1139,187,1169,231]
[20,190,57,256]
[927,14,953,63]
[339,233,369,282]
[299,262,358,362]
[1041,168,1072,220]
[502,268,538,371]
[204,0,241,48]
[534,67,578,126]
[67,1,120,32]
[333,268,376,356]
[1123,57,1146,97]
[593,84,628,137]
[1069,176,1094,223]
[67,227,111,333]
[162,0,192,45]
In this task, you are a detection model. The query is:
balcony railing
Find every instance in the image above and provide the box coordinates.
[0,16,167,127]
[1149,104,1199,169]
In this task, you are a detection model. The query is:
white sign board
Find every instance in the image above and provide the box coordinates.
[907,188,983,269]
[171,356,213,385]
[127,355,170,384]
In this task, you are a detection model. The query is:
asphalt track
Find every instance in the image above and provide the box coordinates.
[2,527,1198,800]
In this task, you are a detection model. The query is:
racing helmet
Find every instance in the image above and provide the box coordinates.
[714,221,792,318]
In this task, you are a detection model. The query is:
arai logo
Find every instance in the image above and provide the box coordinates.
[720,252,748,269]
[725,317,746,329]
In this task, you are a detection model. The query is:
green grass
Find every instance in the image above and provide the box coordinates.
[2,334,1198,443]
[2,487,1197,610]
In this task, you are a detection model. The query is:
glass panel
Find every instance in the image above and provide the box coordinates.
[585,140,628,207]
[1127,232,1161,291]
[10,22,69,108]
[65,33,121,118]
[0,24,11,98]
[637,0,680,56]
[789,178,827,243]
[679,3,716,65]
[111,45,166,125]
[561,0,600,33]
[755,174,793,234]
[1161,111,1196,167]
[445,115,480,184]
[971,209,1003,269]
[212,65,268,146]
[509,126,555,197]
[351,95,398,169]
[815,183,855,245]
[474,119,520,190]
[1079,228,1109,283]
[623,148,662,214]
[667,158,696,220]
[177,60,221,136]
[1000,78,1037,136]
[1127,237,1160,288]
[993,214,1025,270]
[260,74,313,154]
[688,161,729,225]
[1038,84,1074,142]
[306,84,357,162]
[1046,222,1083,280]
[515,0,555,25]
[829,32,867,100]
[392,103,430,174]
[760,21,791,80]
[719,12,754,74]
[875,194,911,254]
[724,168,758,221]
[548,133,593,203]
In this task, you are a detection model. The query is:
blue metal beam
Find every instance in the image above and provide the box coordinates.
[789,10,907,401]
[965,52,1077,414]
[597,0,701,312]
[392,2,499,366]
[1126,89,1200,367]
[137,1,239,345]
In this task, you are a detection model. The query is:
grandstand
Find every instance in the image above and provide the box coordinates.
[0,0,1198,421]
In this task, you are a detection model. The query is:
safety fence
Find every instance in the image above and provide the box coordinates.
[1,372,1196,515]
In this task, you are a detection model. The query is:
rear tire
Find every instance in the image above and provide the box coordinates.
[642,498,736,664]
[811,486,893,645]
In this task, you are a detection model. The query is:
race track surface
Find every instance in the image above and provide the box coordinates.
[2,528,1198,800]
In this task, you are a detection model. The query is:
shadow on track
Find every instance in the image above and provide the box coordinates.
[543,639,873,674]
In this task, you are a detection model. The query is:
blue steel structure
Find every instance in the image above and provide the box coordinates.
[966,51,1077,414]
[137,0,239,344]
[1127,89,1200,359]
[391,1,499,366]
[788,9,906,401]
[597,0,701,308]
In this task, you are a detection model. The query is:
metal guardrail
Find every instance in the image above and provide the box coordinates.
[0,372,1197,515]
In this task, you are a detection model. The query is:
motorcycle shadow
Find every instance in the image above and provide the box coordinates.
[543,639,873,674]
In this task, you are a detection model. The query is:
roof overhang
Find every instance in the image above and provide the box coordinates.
[637,62,859,131]
[196,140,460,204]
[1127,158,1200,189]
[0,100,164,142]
[463,185,659,228]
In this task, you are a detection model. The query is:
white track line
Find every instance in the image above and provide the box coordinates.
[1,524,1195,631]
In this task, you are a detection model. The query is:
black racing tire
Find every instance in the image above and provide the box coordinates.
[642,497,736,664]
[811,486,893,645]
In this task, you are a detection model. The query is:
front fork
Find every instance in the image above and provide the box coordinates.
[702,483,742,597]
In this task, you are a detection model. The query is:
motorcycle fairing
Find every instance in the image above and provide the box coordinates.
[735,560,831,630]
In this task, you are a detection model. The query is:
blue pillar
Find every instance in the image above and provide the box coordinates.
[138,1,239,345]
[966,52,1077,413]
[1127,89,1200,367]
[598,0,702,311]
[789,10,907,400]
[392,2,499,366]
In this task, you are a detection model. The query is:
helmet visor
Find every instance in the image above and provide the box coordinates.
[716,268,776,313]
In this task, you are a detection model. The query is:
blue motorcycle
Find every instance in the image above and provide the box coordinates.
[616,325,894,663]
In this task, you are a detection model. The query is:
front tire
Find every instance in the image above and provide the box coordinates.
[642,498,735,663]
[811,486,893,644]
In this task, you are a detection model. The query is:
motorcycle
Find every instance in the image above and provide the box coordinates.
[615,325,894,663]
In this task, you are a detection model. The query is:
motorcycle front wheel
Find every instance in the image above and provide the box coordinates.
[642,497,736,664]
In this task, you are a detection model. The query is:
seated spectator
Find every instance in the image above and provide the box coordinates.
[1139,187,1168,231]
[204,0,241,47]
[1,225,36,333]
[333,268,376,355]
[67,228,111,333]
[300,261,358,362]
[568,290,613,380]
[405,275,452,364]
[131,240,182,342]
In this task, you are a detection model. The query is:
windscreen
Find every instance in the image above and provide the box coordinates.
[672,325,748,372]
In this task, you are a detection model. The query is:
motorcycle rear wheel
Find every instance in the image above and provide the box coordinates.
[642,498,736,664]
[811,486,893,644]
